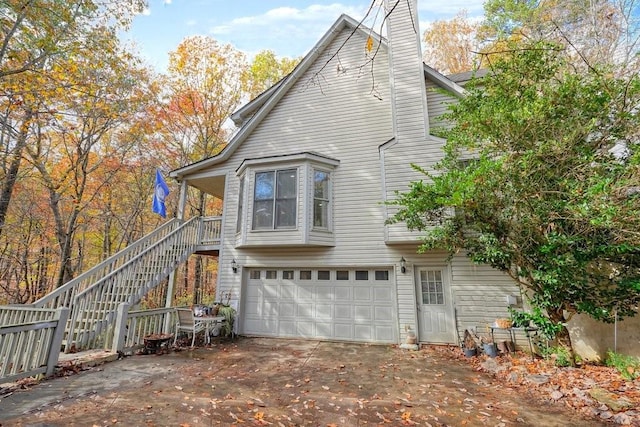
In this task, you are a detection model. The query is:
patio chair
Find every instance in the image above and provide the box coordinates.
[173,307,208,347]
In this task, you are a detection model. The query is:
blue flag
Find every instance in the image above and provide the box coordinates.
[152,169,170,218]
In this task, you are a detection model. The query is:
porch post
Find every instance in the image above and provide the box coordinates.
[164,180,187,330]
[176,179,188,221]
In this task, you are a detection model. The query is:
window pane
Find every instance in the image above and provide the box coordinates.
[313,170,330,229]
[314,200,328,228]
[236,176,244,233]
[255,172,274,200]
[336,270,349,280]
[253,200,274,229]
[314,170,329,198]
[283,270,294,279]
[355,271,368,280]
[300,270,312,280]
[421,269,445,305]
[250,270,261,279]
[277,169,297,198]
[275,199,296,228]
[266,270,277,279]
[318,270,330,280]
[375,270,389,280]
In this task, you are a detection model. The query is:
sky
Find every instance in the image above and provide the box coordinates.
[125,0,486,72]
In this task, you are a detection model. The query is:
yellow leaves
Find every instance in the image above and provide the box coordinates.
[366,35,374,53]
[401,411,417,425]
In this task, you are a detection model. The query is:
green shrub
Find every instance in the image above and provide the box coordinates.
[217,305,236,337]
[606,350,640,380]
[540,345,572,367]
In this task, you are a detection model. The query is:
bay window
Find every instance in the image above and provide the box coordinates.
[236,152,338,246]
[253,169,297,229]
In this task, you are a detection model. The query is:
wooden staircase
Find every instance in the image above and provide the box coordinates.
[32,217,202,352]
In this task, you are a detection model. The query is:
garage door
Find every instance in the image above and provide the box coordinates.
[241,268,397,343]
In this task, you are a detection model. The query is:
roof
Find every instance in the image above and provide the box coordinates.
[447,68,489,85]
[170,13,467,180]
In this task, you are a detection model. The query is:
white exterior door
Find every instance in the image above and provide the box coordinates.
[417,267,456,344]
[241,268,397,343]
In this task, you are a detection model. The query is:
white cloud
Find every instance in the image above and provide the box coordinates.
[207,1,485,59]
[208,3,371,57]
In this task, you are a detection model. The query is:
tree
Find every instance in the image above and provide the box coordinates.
[26,36,154,287]
[481,0,640,75]
[157,36,247,304]
[244,50,299,99]
[0,0,145,240]
[422,11,481,74]
[388,40,640,359]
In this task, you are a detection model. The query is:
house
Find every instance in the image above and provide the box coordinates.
[169,0,522,347]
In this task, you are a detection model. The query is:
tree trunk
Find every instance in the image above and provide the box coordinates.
[191,191,206,306]
[0,109,33,238]
[548,307,575,365]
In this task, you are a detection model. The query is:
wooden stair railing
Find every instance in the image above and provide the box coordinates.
[33,219,182,310]
[63,217,201,352]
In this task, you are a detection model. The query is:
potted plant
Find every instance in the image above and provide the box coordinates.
[217,304,236,338]
[481,333,498,357]
[462,329,478,357]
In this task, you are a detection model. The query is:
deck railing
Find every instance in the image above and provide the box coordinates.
[1,215,224,377]
[33,219,182,310]
[200,216,222,246]
[64,217,200,352]
[0,306,69,383]
[107,304,176,354]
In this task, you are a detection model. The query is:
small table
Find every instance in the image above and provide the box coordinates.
[197,315,226,341]
[490,326,538,359]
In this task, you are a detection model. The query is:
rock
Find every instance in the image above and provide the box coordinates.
[507,372,520,384]
[550,390,564,401]
[480,358,500,374]
[526,374,550,386]
[612,413,633,425]
[600,411,614,419]
[588,388,635,412]
[399,343,419,351]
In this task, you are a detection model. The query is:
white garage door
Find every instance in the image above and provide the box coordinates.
[241,268,397,343]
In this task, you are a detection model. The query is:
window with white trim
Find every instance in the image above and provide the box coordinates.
[313,169,330,229]
[236,176,244,233]
[253,169,297,230]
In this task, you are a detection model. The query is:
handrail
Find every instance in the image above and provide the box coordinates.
[33,219,181,309]
[73,217,198,300]
[0,307,69,382]
[200,216,222,245]
[64,217,201,352]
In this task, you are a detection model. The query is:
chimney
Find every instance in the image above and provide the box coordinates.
[384,0,429,141]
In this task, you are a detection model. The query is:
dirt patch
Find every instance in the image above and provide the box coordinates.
[0,338,634,426]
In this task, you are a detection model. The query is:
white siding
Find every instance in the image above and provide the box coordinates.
[224,28,395,266]
[193,17,522,346]
[449,253,522,342]
[426,79,457,131]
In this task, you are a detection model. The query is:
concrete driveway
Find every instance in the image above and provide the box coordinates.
[0,338,605,426]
